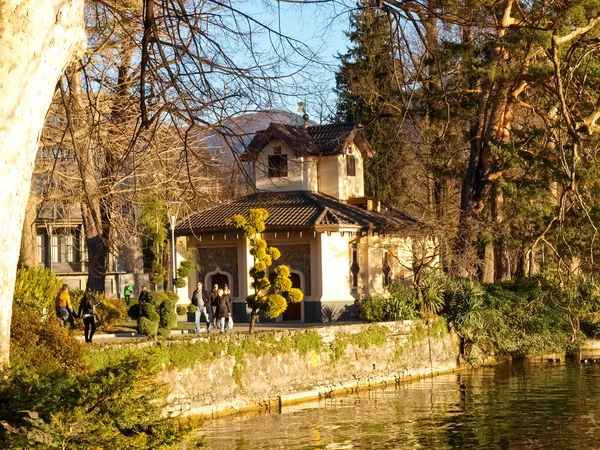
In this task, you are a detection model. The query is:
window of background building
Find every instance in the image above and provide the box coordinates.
[346,154,356,177]
[268,147,288,177]
[51,229,80,263]
[37,234,45,265]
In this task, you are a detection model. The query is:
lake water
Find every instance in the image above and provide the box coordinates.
[202,352,600,449]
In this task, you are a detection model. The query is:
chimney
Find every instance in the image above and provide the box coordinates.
[303,113,310,128]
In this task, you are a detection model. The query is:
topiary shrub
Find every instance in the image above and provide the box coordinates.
[148,311,160,323]
[163,291,179,308]
[176,305,187,316]
[137,317,158,338]
[157,327,172,337]
[187,304,197,313]
[159,304,177,329]
[128,303,141,320]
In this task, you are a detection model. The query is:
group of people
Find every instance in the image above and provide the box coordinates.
[55,284,97,344]
[55,280,232,342]
[191,281,232,333]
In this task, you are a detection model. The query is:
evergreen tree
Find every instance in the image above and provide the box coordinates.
[334,2,411,207]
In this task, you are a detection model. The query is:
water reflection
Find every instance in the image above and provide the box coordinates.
[202,353,600,449]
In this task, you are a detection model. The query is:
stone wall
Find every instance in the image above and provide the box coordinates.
[160,321,459,419]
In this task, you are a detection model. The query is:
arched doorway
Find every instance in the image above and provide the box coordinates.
[210,273,229,292]
[283,272,302,321]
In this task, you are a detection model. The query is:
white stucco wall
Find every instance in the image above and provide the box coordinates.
[318,232,354,302]
[339,144,365,200]
[254,140,318,192]
[317,144,365,201]
[318,156,339,199]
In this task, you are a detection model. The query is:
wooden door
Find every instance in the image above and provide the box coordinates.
[283,273,302,321]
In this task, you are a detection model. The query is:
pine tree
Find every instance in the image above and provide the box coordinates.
[334,2,412,207]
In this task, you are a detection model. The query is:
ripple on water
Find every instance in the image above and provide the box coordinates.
[201,359,600,449]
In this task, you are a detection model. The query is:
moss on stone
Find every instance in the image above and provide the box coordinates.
[354,325,388,349]
[293,331,324,356]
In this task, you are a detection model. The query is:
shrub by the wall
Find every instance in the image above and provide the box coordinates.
[137,291,179,337]
[187,304,197,313]
[138,317,158,338]
[361,284,419,322]
[159,304,178,329]
[128,303,141,320]
[176,305,187,316]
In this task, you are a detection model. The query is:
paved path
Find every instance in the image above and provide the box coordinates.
[76,322,341,344]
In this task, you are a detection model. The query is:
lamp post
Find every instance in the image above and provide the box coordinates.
[170,215,177,292]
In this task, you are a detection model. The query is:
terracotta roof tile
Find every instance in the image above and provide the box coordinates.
[244,122,373,160]
[306,122,356,155]
[174,191,420,235]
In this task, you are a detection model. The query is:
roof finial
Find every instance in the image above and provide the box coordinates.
[298,101,309,128]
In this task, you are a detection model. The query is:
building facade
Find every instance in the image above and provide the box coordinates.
[174,122,433,322]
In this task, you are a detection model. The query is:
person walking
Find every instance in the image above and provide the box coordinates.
[191,282,211,333]
[77,287,97,343]
[124,283,133,306]
[55,284,75,329]
[138,286,150,305]
[218,288,231,333]
[223,285,233,330]
[209,283,219,328]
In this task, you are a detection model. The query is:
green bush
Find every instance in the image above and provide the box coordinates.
[173,278,187,288]
[95,296,126,331]
[138,317,159,338]
[361,284,419,322]
[141,303,157,317]
[159,305,178,329]
[148,311,160,323]
[157,327,172,337]
[187,304,197,313]
[12,267,63,312]
[0,354,195,448]
[128,303,141,320]
[10,308,87,373]
[69,288,84,316]
[176,305,187,316]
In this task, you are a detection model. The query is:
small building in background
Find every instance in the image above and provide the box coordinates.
[34,202,148,295]
[174,121,434,323]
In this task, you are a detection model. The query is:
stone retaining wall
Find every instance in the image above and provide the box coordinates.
[160,321,459,419]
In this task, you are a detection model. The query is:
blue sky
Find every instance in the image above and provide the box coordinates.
[237,1,355,121]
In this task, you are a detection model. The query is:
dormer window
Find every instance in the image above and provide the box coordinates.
[268,147,288,178]
[346,154,356,177]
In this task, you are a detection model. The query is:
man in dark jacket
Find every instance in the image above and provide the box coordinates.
[191,282,211,333]
[138,286,150,305]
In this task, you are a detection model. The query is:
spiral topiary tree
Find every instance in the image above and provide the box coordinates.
[229,209,303,332]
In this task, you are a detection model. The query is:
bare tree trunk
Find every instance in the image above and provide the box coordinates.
[491,180,511,281]
[482,242,495,283]
[249,309,259,333]
[18,194,40,268]
[0,0,85,368]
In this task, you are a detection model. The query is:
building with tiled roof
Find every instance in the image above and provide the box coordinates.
[174,121,433,323]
